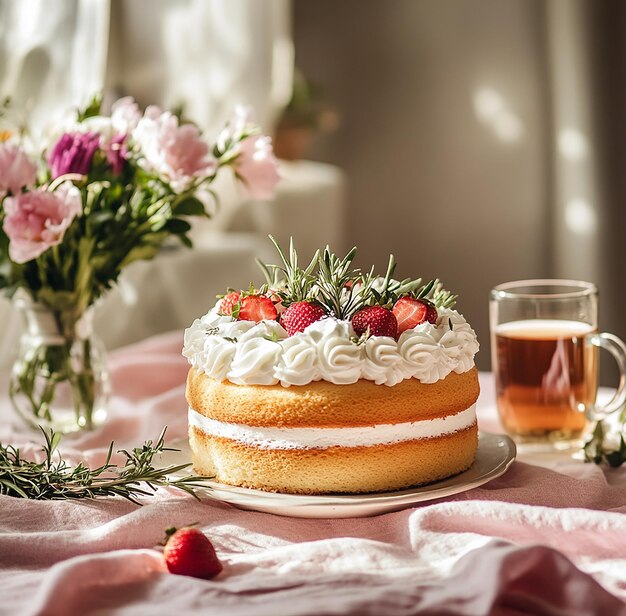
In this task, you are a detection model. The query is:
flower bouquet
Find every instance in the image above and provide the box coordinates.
[0,96,279,432]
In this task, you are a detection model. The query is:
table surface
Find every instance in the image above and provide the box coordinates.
[1,334,625,616]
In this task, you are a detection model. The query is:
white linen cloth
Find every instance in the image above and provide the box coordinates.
[0,335,624,615]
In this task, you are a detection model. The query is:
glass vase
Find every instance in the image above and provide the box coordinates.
[9,297,110,433]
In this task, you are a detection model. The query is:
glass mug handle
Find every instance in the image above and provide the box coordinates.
[585,333,626,421]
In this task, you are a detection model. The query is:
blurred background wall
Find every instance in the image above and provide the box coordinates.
[293,0,549,371]
[292,0,626,377]
[1,0,625,379]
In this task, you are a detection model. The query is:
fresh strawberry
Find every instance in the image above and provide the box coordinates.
[393,297,438,334]
[351,306,398,338]
[280,301,326,335]
[268,289,286,315]
[163,527,223,580]
[238,295,278,322]
[218,291,241,316]
[424,302,438,324]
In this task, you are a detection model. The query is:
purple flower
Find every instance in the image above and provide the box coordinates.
[105,134,127,176]
[47,132,101,179]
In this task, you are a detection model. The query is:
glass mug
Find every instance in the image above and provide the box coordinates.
[490,280,626,450]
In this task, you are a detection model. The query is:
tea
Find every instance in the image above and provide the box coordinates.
[494,319,598,446]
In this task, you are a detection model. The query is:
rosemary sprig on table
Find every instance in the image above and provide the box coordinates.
[0,428,208,503]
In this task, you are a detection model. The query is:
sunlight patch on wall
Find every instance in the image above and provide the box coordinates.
[558,128,588,161]
[565,198,596,236]
[473,87,523,144]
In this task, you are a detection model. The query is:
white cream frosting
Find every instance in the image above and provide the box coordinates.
[227,338,281,385]
[188,404,477,450]
[274,334,321,386]
[361,335,405,386]
[202,337,237,382]
[183,305,479,387]
[314,319,363,384]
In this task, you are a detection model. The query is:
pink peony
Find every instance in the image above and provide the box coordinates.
[48,132,100,179]
[3,183,82,263]
[216,105,254,150]
[0,143,37,197]
[233,135,280,200]
[132,106,216,191]
[110,96,141,134]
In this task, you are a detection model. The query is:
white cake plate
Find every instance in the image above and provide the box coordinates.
[162,432,516,519]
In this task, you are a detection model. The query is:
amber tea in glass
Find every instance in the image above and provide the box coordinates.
[490,280,626,450]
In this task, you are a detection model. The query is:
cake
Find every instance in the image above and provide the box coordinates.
[183,239,480,494]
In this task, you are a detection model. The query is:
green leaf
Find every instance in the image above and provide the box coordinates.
[76,94,103,122]
[89,210,115,226]
[417,279,436,299]
[172,197,206,217]
[149,216,168,232]
[165,219,192,235]
[606,451,624,468]
[49,430,63,453]
[178,234,193,248]
[119,243,162,267]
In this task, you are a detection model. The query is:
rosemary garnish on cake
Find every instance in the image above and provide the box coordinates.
[260,236,319,306]
[219,237,457,340]
[316,246,362,319]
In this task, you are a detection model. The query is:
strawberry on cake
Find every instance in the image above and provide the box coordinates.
[183,238,480,495]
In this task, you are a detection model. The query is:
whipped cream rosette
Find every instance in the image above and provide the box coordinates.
[184,305,478,387]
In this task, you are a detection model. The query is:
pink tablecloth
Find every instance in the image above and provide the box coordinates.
[1,332,625,616]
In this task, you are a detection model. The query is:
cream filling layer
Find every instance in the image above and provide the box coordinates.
[188,404,477,450]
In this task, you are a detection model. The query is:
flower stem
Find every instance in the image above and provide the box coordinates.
[10,302,105,433]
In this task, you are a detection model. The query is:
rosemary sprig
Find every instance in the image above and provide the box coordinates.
[255,237,457,319]
[259,236,318,306]
[367,255,423,307]
[0,427,208,503]
[256,258,282,289]
[415,279,457,309]
[316,246,361,319]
